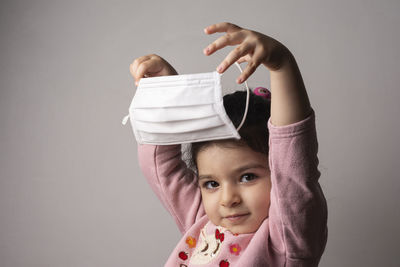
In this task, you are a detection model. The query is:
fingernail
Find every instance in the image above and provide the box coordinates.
[217,64,224,72]
[237,78,243,84]
[135,81,138,86]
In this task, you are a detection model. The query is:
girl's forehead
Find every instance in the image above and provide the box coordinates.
[198,141,264,157]
[198,139,246,151]
[197,144,268,171]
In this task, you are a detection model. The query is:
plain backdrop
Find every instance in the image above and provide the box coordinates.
[1,0,399,266]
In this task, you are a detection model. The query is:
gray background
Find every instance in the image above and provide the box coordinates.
[1,0,399,266]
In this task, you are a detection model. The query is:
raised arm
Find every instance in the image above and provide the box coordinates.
[203,22,327,264]
[130,55,206,233]
[269,48,312,126]
[137,144,205,233]
[267,112,327,264]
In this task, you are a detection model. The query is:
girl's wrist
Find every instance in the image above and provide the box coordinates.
[264,43,294,72]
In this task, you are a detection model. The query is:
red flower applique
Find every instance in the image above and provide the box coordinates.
[178,251,188,260]
[220,259,230,267]
[229,243,241,256]
[185,236,196,248]
[215,229,225,242]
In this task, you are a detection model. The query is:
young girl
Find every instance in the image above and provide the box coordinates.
[129,22,327,267]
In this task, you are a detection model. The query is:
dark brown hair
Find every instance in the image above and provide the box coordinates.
[186,90,271,173]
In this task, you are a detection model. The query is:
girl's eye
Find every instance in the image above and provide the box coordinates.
[240,173,257,183]
[202,181,219,189]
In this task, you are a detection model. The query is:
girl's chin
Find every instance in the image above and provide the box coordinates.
[222,224,258,235]
[220,219,266,235]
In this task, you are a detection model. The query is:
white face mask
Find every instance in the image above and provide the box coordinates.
[122,62,250,145]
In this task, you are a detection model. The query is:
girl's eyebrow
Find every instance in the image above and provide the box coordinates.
[198,175,212,181]
[198,163,267,181]
[233,163,267,173]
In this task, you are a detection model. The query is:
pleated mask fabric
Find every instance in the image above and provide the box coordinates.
[122,62,249,145]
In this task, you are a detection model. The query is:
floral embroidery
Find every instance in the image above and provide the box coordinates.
[178,251,188,260]
[215,229,225,242]
[219,259,230,267]
[186,236,196,248]
[190,223,225,264]
[229,243,241,256]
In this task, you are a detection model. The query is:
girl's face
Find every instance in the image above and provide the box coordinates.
[197,143,271,234]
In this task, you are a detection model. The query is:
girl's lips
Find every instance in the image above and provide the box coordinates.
[225,213,250,222]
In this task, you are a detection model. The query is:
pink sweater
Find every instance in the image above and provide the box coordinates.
[137,110,327,267]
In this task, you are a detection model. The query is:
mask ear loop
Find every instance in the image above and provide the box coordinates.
[233,62,250,131]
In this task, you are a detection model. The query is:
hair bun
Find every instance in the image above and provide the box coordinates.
[253,87,271,100]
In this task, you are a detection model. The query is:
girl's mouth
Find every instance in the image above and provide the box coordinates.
[225,213,250,222]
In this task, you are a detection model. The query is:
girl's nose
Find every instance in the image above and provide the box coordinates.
[220,184,241,207]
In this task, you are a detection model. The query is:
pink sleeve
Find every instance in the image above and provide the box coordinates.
[267,109,328,263]
[137,144,206,234]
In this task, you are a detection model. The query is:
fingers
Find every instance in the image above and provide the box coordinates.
[135,64,150,86]
[130,55,152,84]
[203,23,268,83]
[204,22,241,35]
[216,43,253,73]
[236,55,251,64]
[203,22,244,56]
[204,31,245,56]
[236,46,265,84]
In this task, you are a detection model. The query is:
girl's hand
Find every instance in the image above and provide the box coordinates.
[130,54,178,86]
[204,22,311,126]
[203,22,290,84]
